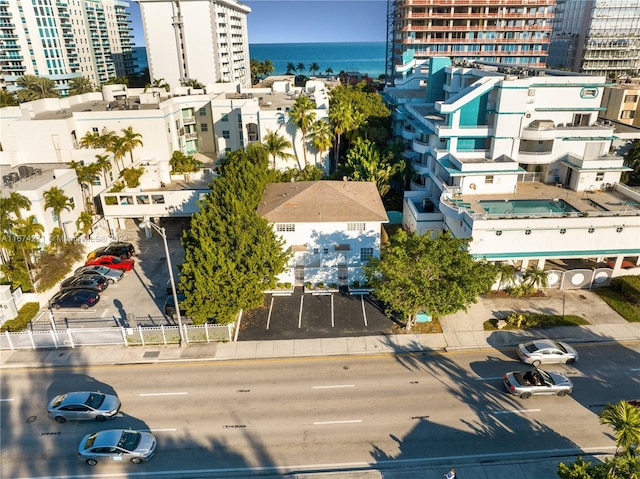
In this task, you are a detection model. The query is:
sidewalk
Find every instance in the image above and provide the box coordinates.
[1,288,634,478]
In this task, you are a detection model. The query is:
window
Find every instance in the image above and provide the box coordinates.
[347,222,365,231]
[334,244,351,251]
[222,130,230,139]
[527,88,536,97]
[485,175,494,184]
[200,123,208,132]
[580,88,598,98]
[338,267,348,281]
[323,247,329,255]
[624,95,638,103]
[621,110,635,119]
[276,224,295,232]
[221,113,229,122]
[313,248,319,255]
[595,171,604,181]
[198,107,207,116]
[360,248,373,262]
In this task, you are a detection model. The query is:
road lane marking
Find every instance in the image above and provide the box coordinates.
[631,368,640,371]
[360,295,367,327]
[331,294,335,328]
[492,409,541,415]
[266,296,275,330]
[138,392,189,396]
[312,385,355,389]
[146,428,176,432]
[475,376,503,381]
[314,419,362,425]
[0,398,14,402]
[298,294,304,328]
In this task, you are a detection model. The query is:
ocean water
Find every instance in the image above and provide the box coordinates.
[249,42,386,78]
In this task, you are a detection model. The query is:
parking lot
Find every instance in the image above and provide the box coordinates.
[35,218,399,339]
[238,290,398,340]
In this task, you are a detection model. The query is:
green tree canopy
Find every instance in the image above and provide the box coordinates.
[68,76,95,95]
[288,95,317,168]
[363,230,498,330]
[600,400,640,456]
[262,130,294,169]
[120,126,143,166]
[623,140,640,185]
[180,144,291,324]
[43,186,74,233]
[16,75,60,102]
[344,137,397,197]
[1,89,18,107]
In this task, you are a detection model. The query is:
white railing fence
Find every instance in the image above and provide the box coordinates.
[1,324,233,350]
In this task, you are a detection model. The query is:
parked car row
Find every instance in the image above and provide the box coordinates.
[48,242,135,310]
[47,390,156,466]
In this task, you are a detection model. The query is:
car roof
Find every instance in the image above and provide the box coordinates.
[529,339,560,349]
[91,429,125,448]
[58,391,92,404]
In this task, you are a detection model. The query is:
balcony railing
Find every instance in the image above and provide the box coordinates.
[182,116,196,125]
[184,132,198,140]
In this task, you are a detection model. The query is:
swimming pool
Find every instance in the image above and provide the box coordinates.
[479,199,580,215]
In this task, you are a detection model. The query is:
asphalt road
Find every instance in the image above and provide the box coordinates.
[2,342,637,478]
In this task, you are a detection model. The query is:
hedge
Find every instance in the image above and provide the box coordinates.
[0,302,40,332]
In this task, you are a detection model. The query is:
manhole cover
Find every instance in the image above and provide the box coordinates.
[579,295,587,300]
[26,416,37,423]
[143,351,160,358]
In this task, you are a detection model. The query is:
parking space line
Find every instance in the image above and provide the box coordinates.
[266,296,275,330]
[331,295,335,328]
[298,294,304,328]
[360,295,368,327]
[139,392,188,396]
[491,409,541,415]
[312,385,355,389]
[314,419,362,425]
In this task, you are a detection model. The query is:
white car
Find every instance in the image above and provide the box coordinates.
[516,339,578,366]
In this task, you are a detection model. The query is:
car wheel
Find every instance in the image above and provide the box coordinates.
[108,279,115,284]
[520,392,532,399]
[566,358,575,365]
[95,415,106,422]
[54,416,66,424]
[531,360,541,367]
[86,459,98,466]
[557,390,569,397]
[131,457,142,464]
[81,304,89,310]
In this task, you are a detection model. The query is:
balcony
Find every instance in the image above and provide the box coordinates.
[182,116,196,125]
[412,138,431,155]
[401,126,419,140]
[184,132,198,140]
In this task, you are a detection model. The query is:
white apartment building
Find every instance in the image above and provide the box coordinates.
[383,57,640,284]
[134,0,251,89]
[0,0,134,92]
[257,181,389,288]
[548,0,640,78]
[1,81,330,239]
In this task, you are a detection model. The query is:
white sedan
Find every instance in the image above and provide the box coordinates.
[516,339,578,366]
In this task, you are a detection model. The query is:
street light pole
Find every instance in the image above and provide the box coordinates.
[140,220,185,347]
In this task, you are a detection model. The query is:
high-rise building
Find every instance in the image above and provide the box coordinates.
[134,0,251,89]
[385,0,556,85]
[548,0,640,78]
[0,0,134,92]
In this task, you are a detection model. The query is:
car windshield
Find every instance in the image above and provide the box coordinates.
[524,343,538,353]
[111,257,122,264]
[85,393,105,409]
[556,343,568,353]
[84,432,98,450]
[118,431,141,451]
[538,370,553,384]
[51,395,64,408]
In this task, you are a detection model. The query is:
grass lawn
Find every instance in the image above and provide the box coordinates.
[595,288,640,322]
[392,318,443,334]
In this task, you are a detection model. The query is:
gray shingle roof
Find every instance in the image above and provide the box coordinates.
[257,181,389,223]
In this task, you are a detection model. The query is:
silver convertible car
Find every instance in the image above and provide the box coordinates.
[516,339,578,366]
[78,429,156,466]
[503,369,573,399]
[48,391,121,423]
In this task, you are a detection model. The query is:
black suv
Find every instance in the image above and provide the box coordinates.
[88,242,135,260]
[60,274,108,292]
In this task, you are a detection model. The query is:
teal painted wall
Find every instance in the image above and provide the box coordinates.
[458,138,485,151]
[459,91,489,126]
[426,57,451,103]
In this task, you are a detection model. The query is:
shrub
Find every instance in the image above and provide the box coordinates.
[352,280,360,288]
[330,283,338,289]
[122,166,145,188]
[109,181,125,193]
[170,151,203,174]
[317,282,324,288]
[284,282,291,289]
[35,240,85,292]
[305,282,311,289]
[0,302,40,332]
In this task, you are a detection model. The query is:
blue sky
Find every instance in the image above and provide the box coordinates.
[127,0,388,47]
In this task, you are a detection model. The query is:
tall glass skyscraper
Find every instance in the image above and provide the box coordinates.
[548,0,640,78]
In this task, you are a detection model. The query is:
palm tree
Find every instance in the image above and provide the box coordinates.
[250,58,261,84]
[328,101,354,167]
[94,153,113,187]
[43,186,74,234]
[13,215,44,290]
[325,67,334,76]
[599,400,640,456]
[181,78,205,89]
[68,76,95,95]
[76,211,94,238]
[296,63,306,75]
[1,89,18,107]
[309,62,320,76]
[120,127,144,165]
[79,131,102,149]
[262,130,294,169]
[0,192,32,264]
[104,76,129,86]
[286,63,296,75]
[288,95,317,168]
[145,78,169,92]
[523,265,549,290]
[106,135,127,173]
[310,119,333,166]
[16,75,59,102]
[496,262,516,290]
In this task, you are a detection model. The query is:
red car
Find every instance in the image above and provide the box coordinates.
[85,255,135,271]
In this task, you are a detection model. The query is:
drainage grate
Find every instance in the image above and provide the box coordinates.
[143,351,160,358]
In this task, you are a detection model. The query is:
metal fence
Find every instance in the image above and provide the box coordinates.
[0,324,233,350]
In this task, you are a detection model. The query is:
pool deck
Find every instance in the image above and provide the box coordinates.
[451,182,640,217]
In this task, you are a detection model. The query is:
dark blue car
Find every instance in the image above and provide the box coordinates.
[50,289,100,310]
